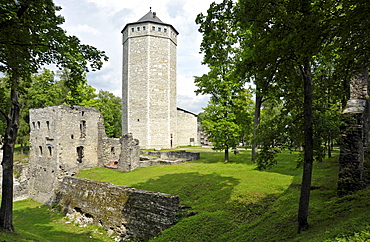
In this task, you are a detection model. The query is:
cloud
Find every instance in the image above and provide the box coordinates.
[53,0,219,114]
[67,24,101,36]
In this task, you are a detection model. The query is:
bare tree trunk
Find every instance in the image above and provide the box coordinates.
[0,73,20,232]
[328,132,332,158]
[298,59,314,233]
[224,145,229,162]
[252,86,262,162]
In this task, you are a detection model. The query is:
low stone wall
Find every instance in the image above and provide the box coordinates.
[144,150,200,161]
[159,150,200,161]
[57,176,180,241]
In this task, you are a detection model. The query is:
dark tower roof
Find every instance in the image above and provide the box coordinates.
[121,10,179,35]
[137,10,163,23]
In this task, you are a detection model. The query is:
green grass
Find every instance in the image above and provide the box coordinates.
[0,199,112,241]
[1,148,370,241]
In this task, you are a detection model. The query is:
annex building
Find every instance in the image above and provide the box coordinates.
[121,10,199,149]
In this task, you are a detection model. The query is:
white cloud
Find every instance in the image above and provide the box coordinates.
[53,0,218,114]
[67,24,101,36]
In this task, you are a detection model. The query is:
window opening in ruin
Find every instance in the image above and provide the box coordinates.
[39,146,43,156]
[158,27,161,32]
[71,134,74,139]
[137,119,140,122]
[80,120,86,138]
[37,121,40,129]
[32,122,35,129]
[46,121,50,136]
[48,146,52,156]
[111,147,115,155]
[77,146,84,163]
[152,26,155,31]
[82,111,85,116]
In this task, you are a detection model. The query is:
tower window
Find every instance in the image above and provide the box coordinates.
[143,26,146,30]
[131,28,134,32]
[48,146,52,156]
[158,27,161,32]
[152,26,155,31]
[39,146,43,156]
[164,28,167,33]
[37,121,40,129]
[137,27,140,31]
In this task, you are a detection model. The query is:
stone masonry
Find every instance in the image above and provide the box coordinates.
[57,176,180,241]
[338,68,370,196]
[28,105,124,204]
[121,10,199,149]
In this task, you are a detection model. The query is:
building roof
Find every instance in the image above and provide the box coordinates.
[121,10,179,35]
[137,10,163,24]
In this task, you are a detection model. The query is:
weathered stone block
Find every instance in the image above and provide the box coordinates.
[57,176,180,241]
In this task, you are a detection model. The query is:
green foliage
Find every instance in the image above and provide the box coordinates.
[94,90,122,138]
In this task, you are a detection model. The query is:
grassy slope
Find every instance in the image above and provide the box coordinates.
[1,148,370,241]
[77,149,370,242]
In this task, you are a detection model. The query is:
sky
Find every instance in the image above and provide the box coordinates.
[53,0,220,114]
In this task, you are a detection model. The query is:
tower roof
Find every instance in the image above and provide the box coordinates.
[121,10,179,35]
[137,10,163,24]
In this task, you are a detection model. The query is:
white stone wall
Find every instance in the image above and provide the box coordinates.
[176,109,199,147]
[122,20,178,149]
[28,105,103,205]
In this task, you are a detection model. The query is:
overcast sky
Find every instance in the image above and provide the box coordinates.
[53,0,220,114]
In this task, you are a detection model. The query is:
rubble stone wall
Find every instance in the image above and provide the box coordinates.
[57,176,180,241]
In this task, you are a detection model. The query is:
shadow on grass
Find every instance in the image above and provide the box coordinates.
[3,203,106,242]
[194,151,254,165]
[131,172,240,211]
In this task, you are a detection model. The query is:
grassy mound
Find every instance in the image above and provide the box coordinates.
[1,148,370,241]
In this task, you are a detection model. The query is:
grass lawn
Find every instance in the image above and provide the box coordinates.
[1,147,370,241]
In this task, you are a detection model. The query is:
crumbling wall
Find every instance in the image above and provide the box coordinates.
[28,105,103,205]
[338,69,370,196]
[57,176,180,241]
[119,133,140,172]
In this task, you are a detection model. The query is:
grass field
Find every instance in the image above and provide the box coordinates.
[1,147,370,241]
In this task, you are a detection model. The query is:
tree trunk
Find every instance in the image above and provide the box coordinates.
[252,86,262,162]
[297,59,314,233]
[328,132,332,158]
[224,146,229,162]
[0,73,20,232]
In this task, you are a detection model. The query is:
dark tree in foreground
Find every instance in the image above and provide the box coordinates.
[0,0,108,231]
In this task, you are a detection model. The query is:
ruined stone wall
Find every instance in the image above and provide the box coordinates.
[100,137,121,167]
[28,105,104,205]
[57,176,180,241]
[176,108,199,147]
[119,133,141,172]
[338,69,370,195]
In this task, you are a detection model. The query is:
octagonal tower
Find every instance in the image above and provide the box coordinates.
[121,10,179,149]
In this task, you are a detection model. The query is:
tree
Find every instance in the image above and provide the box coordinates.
[195,0,251,162]
[95,90,122,138]
[0,0,108,231]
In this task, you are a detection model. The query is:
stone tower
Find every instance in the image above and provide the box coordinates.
[121,10,179,149]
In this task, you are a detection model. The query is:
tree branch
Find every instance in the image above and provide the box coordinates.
[0,108,9,123]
